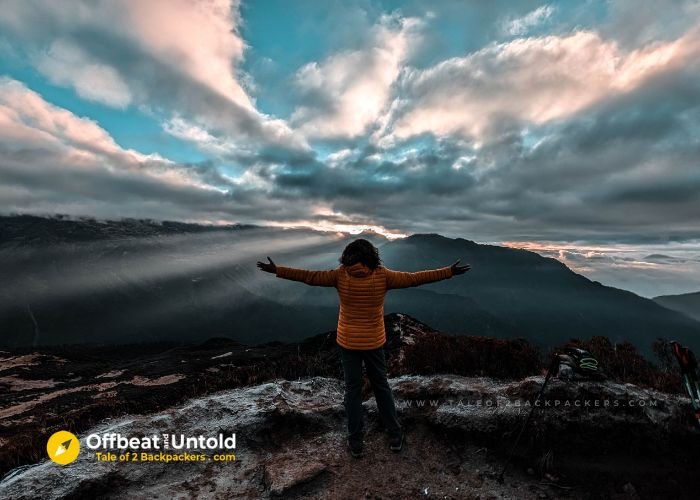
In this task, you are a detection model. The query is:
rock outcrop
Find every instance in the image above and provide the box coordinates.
[2,371,699,499]
[2,313,699,498]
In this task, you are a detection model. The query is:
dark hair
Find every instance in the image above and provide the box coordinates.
[339,238,381,270]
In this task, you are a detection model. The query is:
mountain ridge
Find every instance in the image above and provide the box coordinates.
[2,214,699,357]
[653,291,700,322]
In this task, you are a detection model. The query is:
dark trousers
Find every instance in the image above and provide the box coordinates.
[338,344,402,445]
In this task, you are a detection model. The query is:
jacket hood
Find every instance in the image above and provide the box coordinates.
[344,262,375,278]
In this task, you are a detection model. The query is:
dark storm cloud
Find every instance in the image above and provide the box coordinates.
[273,147,476,199]
[249,40,700,244]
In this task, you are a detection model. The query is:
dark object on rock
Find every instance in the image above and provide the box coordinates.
[556,347,605,381]
[499,355,560,483]
[670,341,700,425]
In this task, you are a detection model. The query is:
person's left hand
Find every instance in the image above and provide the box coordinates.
[450,259,471,275]
[257,256,277,274]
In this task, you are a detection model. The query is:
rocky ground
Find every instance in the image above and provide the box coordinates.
[1,314,699,498]
[2,374,698,499]
[0,313,539,478]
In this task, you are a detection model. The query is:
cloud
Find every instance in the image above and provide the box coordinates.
[378,26,700,144]
[602,0,700,47]
[249,47,700,247]
[0,0,308,156]
[290,14,422,140]
[0,78,231,219]
[502,4,554,36]
[36,39,132,108]
[0,79,347,227]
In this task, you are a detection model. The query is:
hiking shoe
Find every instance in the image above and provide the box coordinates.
[347,438,364,459]
[389,431,404,453]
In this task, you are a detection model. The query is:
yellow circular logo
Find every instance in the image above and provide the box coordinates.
[47,431,80,465]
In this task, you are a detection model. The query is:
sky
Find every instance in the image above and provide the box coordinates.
[1,0,700,297]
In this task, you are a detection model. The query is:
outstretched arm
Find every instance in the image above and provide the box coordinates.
[257,257,337,287]
[385,260,470,289]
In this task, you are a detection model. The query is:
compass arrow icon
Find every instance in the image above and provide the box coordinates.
[54,439,72,457]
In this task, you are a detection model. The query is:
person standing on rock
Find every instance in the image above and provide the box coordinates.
[257,238,470,459]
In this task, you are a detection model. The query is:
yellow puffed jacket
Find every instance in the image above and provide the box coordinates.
[275,262,454,350]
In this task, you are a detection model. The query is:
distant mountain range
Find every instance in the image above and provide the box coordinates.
[653,291,700,322]
[1,214,699,357]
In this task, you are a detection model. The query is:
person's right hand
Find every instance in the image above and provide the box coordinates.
[257,256,277,274]
[450,259,471,276]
